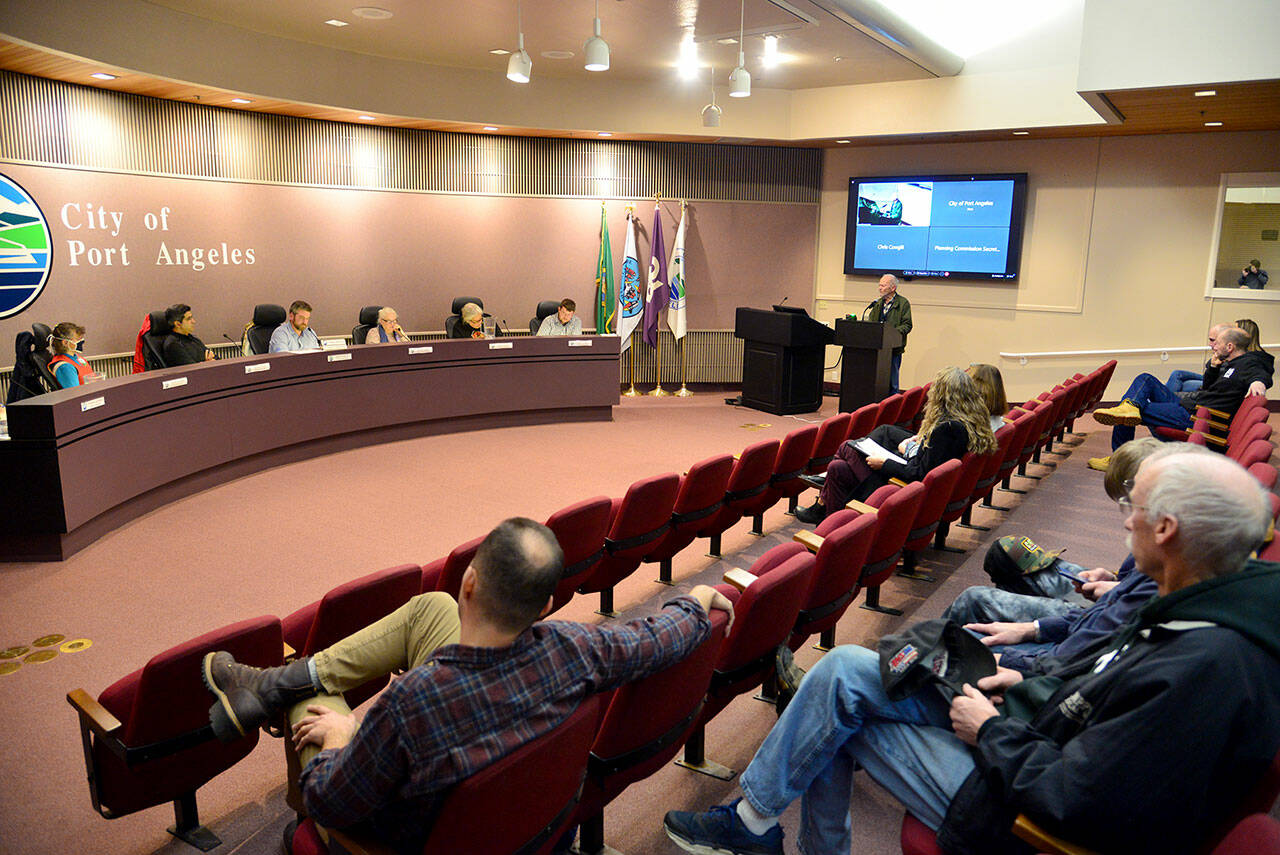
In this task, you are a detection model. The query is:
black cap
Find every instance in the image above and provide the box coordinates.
[878,618,998,702]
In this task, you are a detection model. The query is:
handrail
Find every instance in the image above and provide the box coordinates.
[1000,342,1280,365]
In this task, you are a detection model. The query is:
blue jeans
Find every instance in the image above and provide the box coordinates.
[943,584,1081,626]
[1112,372,1191,450]
[737,646,975,855]
[889,351,902,394]
[1165,369,1203,395]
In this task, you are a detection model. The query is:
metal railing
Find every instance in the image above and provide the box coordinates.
[999,342,1280,366]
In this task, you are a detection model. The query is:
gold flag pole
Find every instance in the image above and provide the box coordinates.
[624,329,639,396]
[647,193,669,397]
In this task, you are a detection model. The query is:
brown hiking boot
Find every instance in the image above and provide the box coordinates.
[202,652,316,742]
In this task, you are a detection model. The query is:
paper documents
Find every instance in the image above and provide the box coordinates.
[850,437,907,465]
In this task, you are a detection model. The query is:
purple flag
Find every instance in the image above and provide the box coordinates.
[642,206,669,348]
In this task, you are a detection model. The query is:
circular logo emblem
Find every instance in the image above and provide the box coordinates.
[0,173,52,320]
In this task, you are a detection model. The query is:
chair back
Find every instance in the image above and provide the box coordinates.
[245,303,286,354]
[1227,411,1271,457]
[902,457,964,552]
[545,496,613,614]
[76,615,282,819]
[1211,814,1280,855]
[789,513,877,644]
[897,385,927,427]
[874,393,905,428]
[576,473,681,595]
[746,424,820,516]
[645,454,735,563]
[530,300,560,334]
[700,439,781,540]
[969,423,1017,505]
[434,535,487,599]
[1248,462,1278,491]
[419,694,604,855]
[1232,438,1275,470]
[284,564,422,708]
[844,402,879,442]
[143,310,170,370]
[858,480,926,587]
[808,412,853,474]
[352,304,381,345]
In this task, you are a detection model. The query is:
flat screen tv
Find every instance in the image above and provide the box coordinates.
[843,173,1028,281]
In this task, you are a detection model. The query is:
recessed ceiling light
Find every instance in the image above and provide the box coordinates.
[832,55,844,63]
[1012,130,1030,135]
[716,37,738,45]
[90,72,117,80]
[324,19,348,27]
[230,98,252,104]
[836,139,851,144]
[489,48,511,55]
[1205,121,1223,127]
[483,126,499,131]
[541,50,574,60]
[358,115,376,121]
[352,7,393,19]
[1194,89,1217,97]
[597,132,612,137]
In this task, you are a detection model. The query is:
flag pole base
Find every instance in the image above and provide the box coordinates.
[647,385,670,397]
[623,384,640,398]
[674,384,694,397]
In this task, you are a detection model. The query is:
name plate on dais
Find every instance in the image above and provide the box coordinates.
[568,339,593,347]
[408,346,433,355]
[327,353,353,362]
[80,397,105,412]
[489,342,514,350]
[161,377,188,389]
[244,363,271,374]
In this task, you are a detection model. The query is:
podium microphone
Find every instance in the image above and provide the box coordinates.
[500,319,512,336]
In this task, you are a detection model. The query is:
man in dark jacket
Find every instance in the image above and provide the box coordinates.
[861,273,912,393]
[161,303,216,365]
[663,448,1280,855]
[1091,326,1269,458]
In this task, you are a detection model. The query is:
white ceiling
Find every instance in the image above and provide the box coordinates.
[148,0,934,89]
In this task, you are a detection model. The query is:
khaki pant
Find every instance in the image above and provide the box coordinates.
[287,591,461,775]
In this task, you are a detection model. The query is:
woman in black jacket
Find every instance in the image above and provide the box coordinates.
[796,366,998,523]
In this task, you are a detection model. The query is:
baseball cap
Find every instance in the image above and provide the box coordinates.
[879,618,998,701]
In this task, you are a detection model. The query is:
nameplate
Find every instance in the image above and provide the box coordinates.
[80,397,106,412]
[244,363,271,374]
[161,377,188,389]
[327,353,353,362]
[489,342,514,350]
[568,339,593,347]
[408,346,434,355]
[320,338,346,351]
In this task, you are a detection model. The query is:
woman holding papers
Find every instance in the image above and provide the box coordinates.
[795,367,997,523]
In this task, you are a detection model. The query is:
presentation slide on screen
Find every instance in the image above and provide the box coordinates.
[852,179,1016,275]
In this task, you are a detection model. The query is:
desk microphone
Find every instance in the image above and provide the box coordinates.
[221,333,239,347]
[778,296,789,308]
[500,319,512,336]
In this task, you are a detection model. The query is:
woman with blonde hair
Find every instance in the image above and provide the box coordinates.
[796,366,998,523]
[967,362,1009,432]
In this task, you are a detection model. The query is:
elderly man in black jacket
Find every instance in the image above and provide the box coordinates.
[664,447,1280,855]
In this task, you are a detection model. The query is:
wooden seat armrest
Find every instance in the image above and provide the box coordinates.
[888,477,908,487]
[66,688,123,737]
[722,567,758,591]
[1186,429,1228,446]
[1012,814,1099,855]
[1200,406,1229,420]
[327,826,396,855]
[1012,405,1036,415]
[844,499,879,515]
[792,530,824,553]
[733,453,741,461]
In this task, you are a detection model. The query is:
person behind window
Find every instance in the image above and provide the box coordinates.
[47,322,99,388]
[365,307,410,344]
[1238,259,1268,289]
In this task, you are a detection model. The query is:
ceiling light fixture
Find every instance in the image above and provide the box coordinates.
[90,72,117,80]
[679,38,699,80]
[230,98,252,104]
[506,1,532,84]
[702,66,722,128]
[324,19,348,27]
[1194,89,1217,97]
[351,7,392,20]
[489,48,511,55]
[358,115,376,121]
[1012,130,1029,135]
[763,34,779,68]
[597,132,612,137]
[483,126,499,131]
[1205,121,1223,127]
[836,139,850,144]
[729,0,750,97]
[584,0,610,72]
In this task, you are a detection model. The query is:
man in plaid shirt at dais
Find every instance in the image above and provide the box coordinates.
[202,517,733,853]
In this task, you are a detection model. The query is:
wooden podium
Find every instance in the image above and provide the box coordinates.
[734,307,834,415]
[834,319,903,412]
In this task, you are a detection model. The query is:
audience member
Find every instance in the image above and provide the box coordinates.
[1165,322,1229,395]
[858,274,912,393]
[449,301,501,339]
[364,307,410,344]
[664,449,1280,855]
[1090,326,1269,469]
[536,298,583,336]
[203,517,732,854]
[1239,258,1268,289]
[967,363,1008,432]
[268,300,320,352]
[1236,317,1271,361]
[161,303,215,365]
[47,322,99,387]
[796,367,997,523]
[942,438,1168,675]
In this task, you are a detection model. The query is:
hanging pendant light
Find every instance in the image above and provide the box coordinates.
[702,66,722,127]
[583,0,610,71]
[729,0,750,97]
[506,1,532,83]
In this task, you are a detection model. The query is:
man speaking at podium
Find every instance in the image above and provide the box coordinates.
[859,274,913,394]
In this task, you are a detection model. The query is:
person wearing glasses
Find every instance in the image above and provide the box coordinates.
[664,446,1279,855]
[365,307,410,344]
